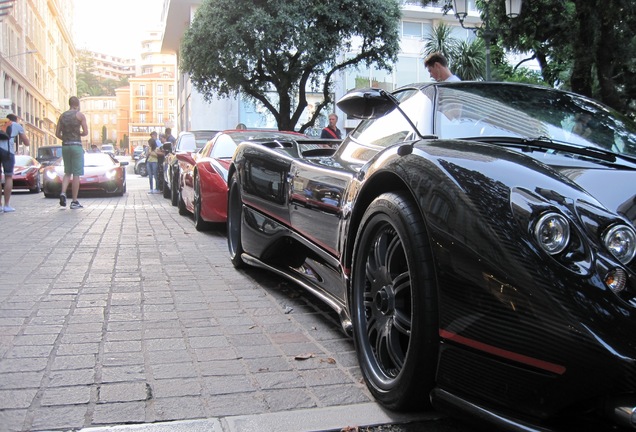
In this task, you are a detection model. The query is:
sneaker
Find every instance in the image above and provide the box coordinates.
[2,205,15,212]
[59,193,67,207]
[148,190,154,194]
[70,201,83,209]
[154,189,161,194]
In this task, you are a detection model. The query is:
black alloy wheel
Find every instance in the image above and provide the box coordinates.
[350,191,438,411]
[227,173,245,268]
[30,174,41,193]
[193,174,212,231]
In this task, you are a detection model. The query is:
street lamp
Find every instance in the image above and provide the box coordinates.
[452,0,522,81]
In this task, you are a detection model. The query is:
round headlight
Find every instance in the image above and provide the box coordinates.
[534,212,570,255]
[603,224,636,264]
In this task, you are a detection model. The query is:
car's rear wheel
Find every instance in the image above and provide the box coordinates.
[177,187,187,216]
[138,163,147,177]
[351,191,438,411]
[194,175,212,231]
[227,172,245,268]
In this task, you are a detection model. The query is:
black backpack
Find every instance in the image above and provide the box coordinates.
[0,124,11,145]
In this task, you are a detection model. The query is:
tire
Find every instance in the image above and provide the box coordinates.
[194,174,212,231]
[227,173,245,268]
[138,163,147,177]
[29,175,41,193]
[170,171,179,206]
[350,191,438,411]
[177,187,187,216]
[162,175,171,198]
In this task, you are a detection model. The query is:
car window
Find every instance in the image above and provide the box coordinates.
[179,134,196,152]
[211,134,238,159]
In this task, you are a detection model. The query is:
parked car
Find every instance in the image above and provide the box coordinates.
[134,157,148,177]
[42,152,128,198]
[175,130,331,231]
[163,130,218,205]
[1,155,41,193]
[227,82,636,430]
[133,145,145,160]
[101,144,115,155]
[35,145,63,169]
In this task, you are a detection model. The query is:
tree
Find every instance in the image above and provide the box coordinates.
[180,0,401,132]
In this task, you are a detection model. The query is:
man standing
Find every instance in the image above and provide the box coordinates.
[7,114,30,156]
[424,52,461,82]
[0,126,14,212]
[164,127,176,151]
[320,113,342,139]
[55,96,88,209]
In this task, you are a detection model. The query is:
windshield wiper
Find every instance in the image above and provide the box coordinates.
[463,135,618,163]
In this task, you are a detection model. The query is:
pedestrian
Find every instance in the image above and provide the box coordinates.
[235,123,247,130]
[146,132,162,193]
[6,114,30,156]
[164,127,176,151]
[0,126,15,212]
[55,96,88,209]
[320,113,342,139]
[424,52,461,82]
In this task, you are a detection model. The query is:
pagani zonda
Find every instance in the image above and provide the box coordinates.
[227,82,636,431]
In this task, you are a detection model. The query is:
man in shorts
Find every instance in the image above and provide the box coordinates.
[0,128,14,212]
[55,96,88,209]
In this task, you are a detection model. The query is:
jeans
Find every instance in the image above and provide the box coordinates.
[147,161,158,190]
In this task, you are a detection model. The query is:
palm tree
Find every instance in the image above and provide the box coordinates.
[453,39,486,80]
[422,22,459,61]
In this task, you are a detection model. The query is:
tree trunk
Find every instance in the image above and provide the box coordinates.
[569,0,597,97]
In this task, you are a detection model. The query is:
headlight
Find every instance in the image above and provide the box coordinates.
[45,170,58,180]
[105,170,117,179]
[534,212,570,255]
[603,224,636,264]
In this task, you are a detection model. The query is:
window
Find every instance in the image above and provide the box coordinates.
[157,99,163,109]
[403,21,422,39]
[139,85,146,96]
[139,100,145,110]
[158,113,163,123]
[168,85,174,94]
[140,113,146,123]
[157,85,163,95]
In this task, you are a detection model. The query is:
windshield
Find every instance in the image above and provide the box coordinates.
[435,84,636,157]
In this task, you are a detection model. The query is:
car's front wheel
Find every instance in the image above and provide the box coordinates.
[170,171,179,206]
[29,175,41,193]
[138,163,147,177]
[350,191,438,411]
[194,174,212,231]
[227,172,245,268]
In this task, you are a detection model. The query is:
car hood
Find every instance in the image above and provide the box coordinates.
[556,167,636,225]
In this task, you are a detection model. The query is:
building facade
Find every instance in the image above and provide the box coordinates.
[0,0,76,155]
[159,0,479,135]
[79,95,118,148]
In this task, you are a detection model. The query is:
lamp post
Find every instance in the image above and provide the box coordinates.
[452,0,522,81]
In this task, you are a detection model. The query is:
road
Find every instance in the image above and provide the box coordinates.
[0,164,477,432]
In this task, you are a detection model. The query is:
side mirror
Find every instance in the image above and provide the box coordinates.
[336,88,398,119]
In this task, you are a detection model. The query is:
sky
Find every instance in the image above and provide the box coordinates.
[73,0,165,58]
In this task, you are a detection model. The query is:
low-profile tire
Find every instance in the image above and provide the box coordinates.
[170,173,179,206]
[29,175,41,193]
[350,191,438,411]
[163,178,171,198]
[227,172,245,268]
[138,163,147,177]
[177,188,187,216]
[193,174,212,231]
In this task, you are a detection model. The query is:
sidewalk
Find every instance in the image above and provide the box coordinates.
[0,171,437,432]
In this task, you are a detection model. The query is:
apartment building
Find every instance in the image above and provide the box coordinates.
[0,0,76,155]
[80,96,118,148]
[83,51,135,81]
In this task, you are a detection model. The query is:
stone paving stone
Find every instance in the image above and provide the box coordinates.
[0,408,27,432]
[104,340,143,353]
[30,405,88,430]
[151,378,201,398]
[101,351,145,367]
[98,382,149,402]
[0,388,38,408]
[150,362,198,379]
[204,392,268,417]
[309,384,373,407]
[91,401,146,425]
[51,354,97,370]
[100,365,145,383]
[40,385,92,406]
[201,375,257,395]
[48,369,95,387]
[0,357,48,373]
[57,342,100,355]
[0,372,45,389]
[262,387,318,411]
[152,396,207,422]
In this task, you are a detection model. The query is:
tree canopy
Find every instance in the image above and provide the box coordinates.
[180,0,401,132]
[422,0,636,118]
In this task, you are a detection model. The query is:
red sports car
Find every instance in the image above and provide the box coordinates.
[42,152,128,198]
[175,130,339,231]
[1,155,42,193]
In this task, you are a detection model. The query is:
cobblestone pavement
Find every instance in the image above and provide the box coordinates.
[0,164,471,432]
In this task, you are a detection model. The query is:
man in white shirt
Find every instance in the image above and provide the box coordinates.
[424,52,461,82]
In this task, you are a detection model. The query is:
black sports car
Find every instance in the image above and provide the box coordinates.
[226,82,636,431]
